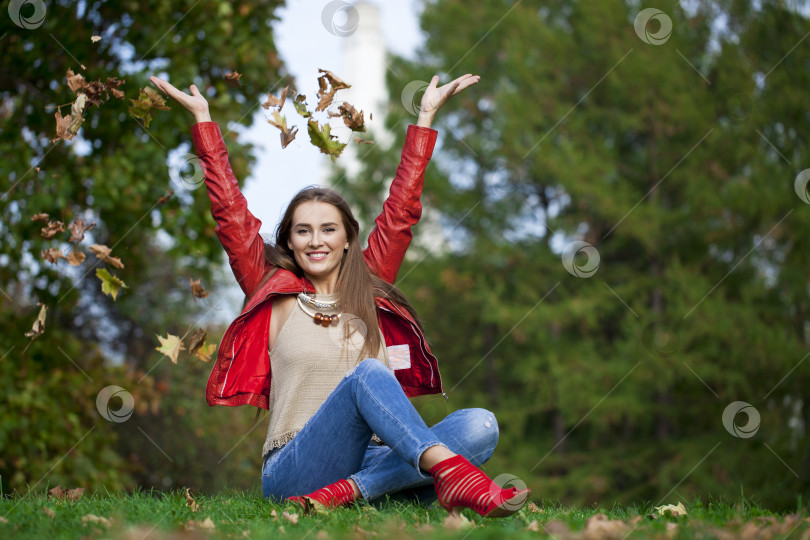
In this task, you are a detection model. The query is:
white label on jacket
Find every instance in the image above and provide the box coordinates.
[386,344,411,371]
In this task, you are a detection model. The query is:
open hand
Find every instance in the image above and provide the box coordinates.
[149,76,211,123]
[418,73,480,122]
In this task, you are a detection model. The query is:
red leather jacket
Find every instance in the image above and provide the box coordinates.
[191,122,444,409]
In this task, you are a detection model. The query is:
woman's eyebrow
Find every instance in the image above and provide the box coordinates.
[293,222,339,228]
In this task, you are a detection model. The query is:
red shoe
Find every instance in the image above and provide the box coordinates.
[429,455,530,518]
[287,479,357,515]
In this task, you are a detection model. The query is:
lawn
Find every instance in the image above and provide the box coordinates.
[0,487,806,539]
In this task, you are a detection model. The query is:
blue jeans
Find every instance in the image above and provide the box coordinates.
[261,358,499,504]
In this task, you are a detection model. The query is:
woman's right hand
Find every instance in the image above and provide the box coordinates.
[149,76,212,124]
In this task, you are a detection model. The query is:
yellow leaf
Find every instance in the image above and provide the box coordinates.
[155,333,185,364]
[654,502,688,517]
[96,268,127,300]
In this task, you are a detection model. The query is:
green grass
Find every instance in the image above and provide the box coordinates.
[0,488,806,539]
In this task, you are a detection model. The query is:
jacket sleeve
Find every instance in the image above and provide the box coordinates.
[191,122,269,297]
[363,125,438,283]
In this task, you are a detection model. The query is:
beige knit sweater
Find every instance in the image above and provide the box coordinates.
[261,295,389,461]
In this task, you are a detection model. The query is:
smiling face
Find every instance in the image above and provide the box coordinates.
[286,200,349,291]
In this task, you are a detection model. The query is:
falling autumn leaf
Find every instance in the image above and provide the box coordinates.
[266,110,298,149]
[293,94,311,118]
[69,217,96,243]
[41,220,65,239]
[185,488,200,512]
[307,120,347,162]
[90,35,101,43]
[190,278,209,299]
[156,333,185,364]
[224,71,242,88]
[156,190,174,204]
[67,250,86,266]
[194,343,216,363]
[25,303,47,339]
[54,109,77,142]
[41,248,66,264]
[30,213,49,222]
[96,268,127,300]
[66,68,87,93]
[315,68,351,112]
[129,86,170,128]
[187,328,207,355]
[336,102,366,132]
[89,244,124,269]
[262,85,288,111]
[354,137,374,145]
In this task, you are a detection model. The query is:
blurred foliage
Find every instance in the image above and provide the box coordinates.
[339,0,810,509]
[0,0,285,495]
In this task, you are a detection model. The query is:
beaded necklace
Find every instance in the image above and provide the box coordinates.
[297,292,341,328]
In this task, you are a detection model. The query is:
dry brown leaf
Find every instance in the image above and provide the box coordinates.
[583,513,630,539]
[266,110,298,149]
[353,524,377,537]
[67,250,86,266]
[354,138,374,145]
[187,328,207,356]
[336,102,365,131]
[527,501,544,513]
[157,190,174,204]
[81,514,112,527]
[41,220,64,239]
[25,303,47,339]
[184,516,216,531]
[225,71,242,88]
[66,68,87,93]
[69,217,96,243]
[270,509,278,520]
[42,507,55,519]
[526,520,540,532]
[443,512,473,530]
[190,278,209,299]
[90,35,101,43]
[185,488,199,512]
[47,485,84,501]
[282,510,299,525]
[41,248,66,264]
[262,85,288,111]
[89,244,124,269]
[315,69,351,112]
[30,213,49,222]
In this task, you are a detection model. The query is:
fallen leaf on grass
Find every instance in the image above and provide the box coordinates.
[67,250,86,266]
[184,516,216,531]
[442,512,473,530]
[282,510,299,525]
[41,248,66,264]
[527,501,544,513]
[48,485,84,501]
[654,502,687,517]
[89,244,124,268]
[69,217,96,243]
[41,220,65,239]
[190,278,209,299]
[42,507,55,518]
[0,515,7,523]
[156,334,185,364]
[96,268,127,300]
[543,519,570,536]
[25,303,47,339]
[584,513,630,539]
[81,514,112,527]
[526,520,540,531]
[185,488,199,512]
[354,524,377,536]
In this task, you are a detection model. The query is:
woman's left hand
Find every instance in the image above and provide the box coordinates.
[417,73,480,127]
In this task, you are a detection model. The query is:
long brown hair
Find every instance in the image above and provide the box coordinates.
[244,186,424,360]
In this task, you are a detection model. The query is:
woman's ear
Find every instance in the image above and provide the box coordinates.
[287,239,293,251]
[344,243,349,250]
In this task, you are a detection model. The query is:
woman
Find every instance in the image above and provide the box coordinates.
[150,73,529,518]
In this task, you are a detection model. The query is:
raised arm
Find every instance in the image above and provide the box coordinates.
[363,73,480,283]
[150,76,269,297]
